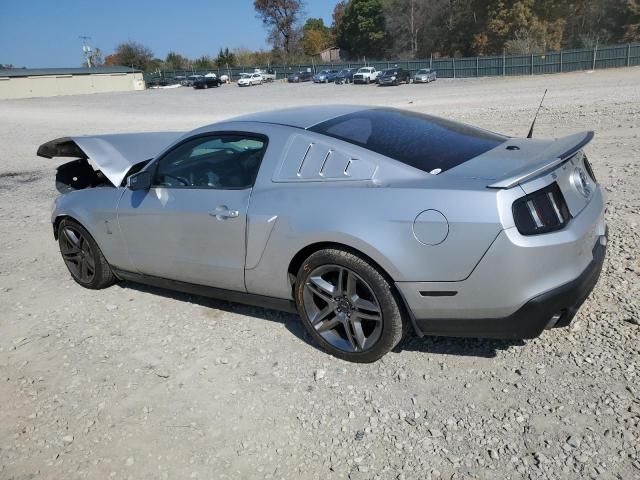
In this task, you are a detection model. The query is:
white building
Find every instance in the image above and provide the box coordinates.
[0,66,145,100]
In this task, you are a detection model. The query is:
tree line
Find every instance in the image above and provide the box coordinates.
[98,0,640,71]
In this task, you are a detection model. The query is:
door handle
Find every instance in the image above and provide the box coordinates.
[210,206,239,220]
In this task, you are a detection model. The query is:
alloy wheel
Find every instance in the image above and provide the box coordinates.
[60,226,96,283]
[303,265,383,352]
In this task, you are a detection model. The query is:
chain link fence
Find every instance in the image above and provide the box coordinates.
[144,43,640,85]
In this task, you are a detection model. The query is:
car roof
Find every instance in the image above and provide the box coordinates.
[221,105,373,129]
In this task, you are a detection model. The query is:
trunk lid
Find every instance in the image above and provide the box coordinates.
[446,131,593,189]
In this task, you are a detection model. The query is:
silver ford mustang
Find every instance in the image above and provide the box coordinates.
[39,106,607,362]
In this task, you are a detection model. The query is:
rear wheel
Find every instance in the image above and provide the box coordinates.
[295,248,405,362]
[58,218,116,290]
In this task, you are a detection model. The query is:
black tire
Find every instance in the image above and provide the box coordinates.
[295,248,406,363]
[57,218,116,290]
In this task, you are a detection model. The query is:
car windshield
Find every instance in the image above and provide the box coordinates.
[382,69,397,75]
[240,74,251,78]
[309,108,506,174]
[417,69,430,74]
[357,68,371,73]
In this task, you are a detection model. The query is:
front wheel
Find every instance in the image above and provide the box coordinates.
[57,218,116,290]
[295,248,406,362]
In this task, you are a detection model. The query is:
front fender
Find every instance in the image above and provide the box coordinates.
[51,188,133,270]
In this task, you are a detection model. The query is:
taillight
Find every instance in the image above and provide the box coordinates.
[512,183,571,235]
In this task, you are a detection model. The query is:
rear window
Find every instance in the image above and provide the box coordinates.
[309,108,506,174]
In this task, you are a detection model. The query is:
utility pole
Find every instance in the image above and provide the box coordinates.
[80,35,93,68]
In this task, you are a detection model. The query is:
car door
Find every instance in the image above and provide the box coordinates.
[117,133,267,291]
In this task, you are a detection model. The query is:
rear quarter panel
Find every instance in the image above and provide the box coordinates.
[241,125,508,300]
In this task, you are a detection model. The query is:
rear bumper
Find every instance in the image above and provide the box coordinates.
[396,187,607,339]
[411,237,606,339]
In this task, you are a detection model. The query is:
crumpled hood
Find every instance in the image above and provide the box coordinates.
[38,132,185,186]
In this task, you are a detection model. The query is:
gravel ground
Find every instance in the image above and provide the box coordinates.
[0,68,638,480]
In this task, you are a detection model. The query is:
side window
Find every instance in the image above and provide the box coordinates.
[154,134,266,189]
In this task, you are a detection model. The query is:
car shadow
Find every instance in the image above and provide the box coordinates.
[396,334,525,358]
[115,281,315,349]
[116,281,524,359]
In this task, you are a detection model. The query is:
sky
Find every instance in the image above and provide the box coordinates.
[0,0,338,68]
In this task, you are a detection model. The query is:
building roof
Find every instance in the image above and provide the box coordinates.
[0,66,140,78]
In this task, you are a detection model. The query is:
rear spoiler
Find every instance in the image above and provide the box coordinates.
[488,131,594,189]
[37,132,184,187]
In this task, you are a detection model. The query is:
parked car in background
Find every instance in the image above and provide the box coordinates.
[193,74,222,89]
[254,68,276,82]
[238,73,263,87]
[313,70,339,83]
[413,68,437,83]
[187,75,203,86]
[175,75,187,86]
[378,68,411,86]
[353,67,380,84]
[287,71,313,83]
[146,76,182,89]
[334,68,357,84]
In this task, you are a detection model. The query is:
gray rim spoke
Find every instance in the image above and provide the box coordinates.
[345,272,357,297]
[353,297,380,314]
[308,276,336,299]
[316,316,340,333]
[353,310,382,322]
[337,268,345,295]
[343,320,358,351]
[64,228,81,247]
[350,319,367,350]
[311,304,334,325]
[80,259,89,280]
[62,252,80,261]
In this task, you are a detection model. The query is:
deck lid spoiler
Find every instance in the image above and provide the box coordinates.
[37,132,184,186]
[488,131,594,189]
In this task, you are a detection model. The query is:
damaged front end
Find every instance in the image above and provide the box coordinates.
[37,132,184,194]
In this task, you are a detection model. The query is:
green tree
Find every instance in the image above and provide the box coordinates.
[623,0,640,41]
[215,48,236,67]
[302,18,332,55]
[337,0,388,59]
[384,0,434,57]
[110,41,154,70]
[165,51,190,70]
[254,0,305,59]
[193,55,215,70]
[332,0,348,34]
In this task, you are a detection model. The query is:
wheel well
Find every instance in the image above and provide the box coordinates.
[288,242,395,287]
[52,215,68,240]
[52,215,81,240]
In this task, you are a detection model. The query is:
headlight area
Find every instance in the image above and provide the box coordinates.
[512,182,571,235]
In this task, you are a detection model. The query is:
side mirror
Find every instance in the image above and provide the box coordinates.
[127,171,152,191]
